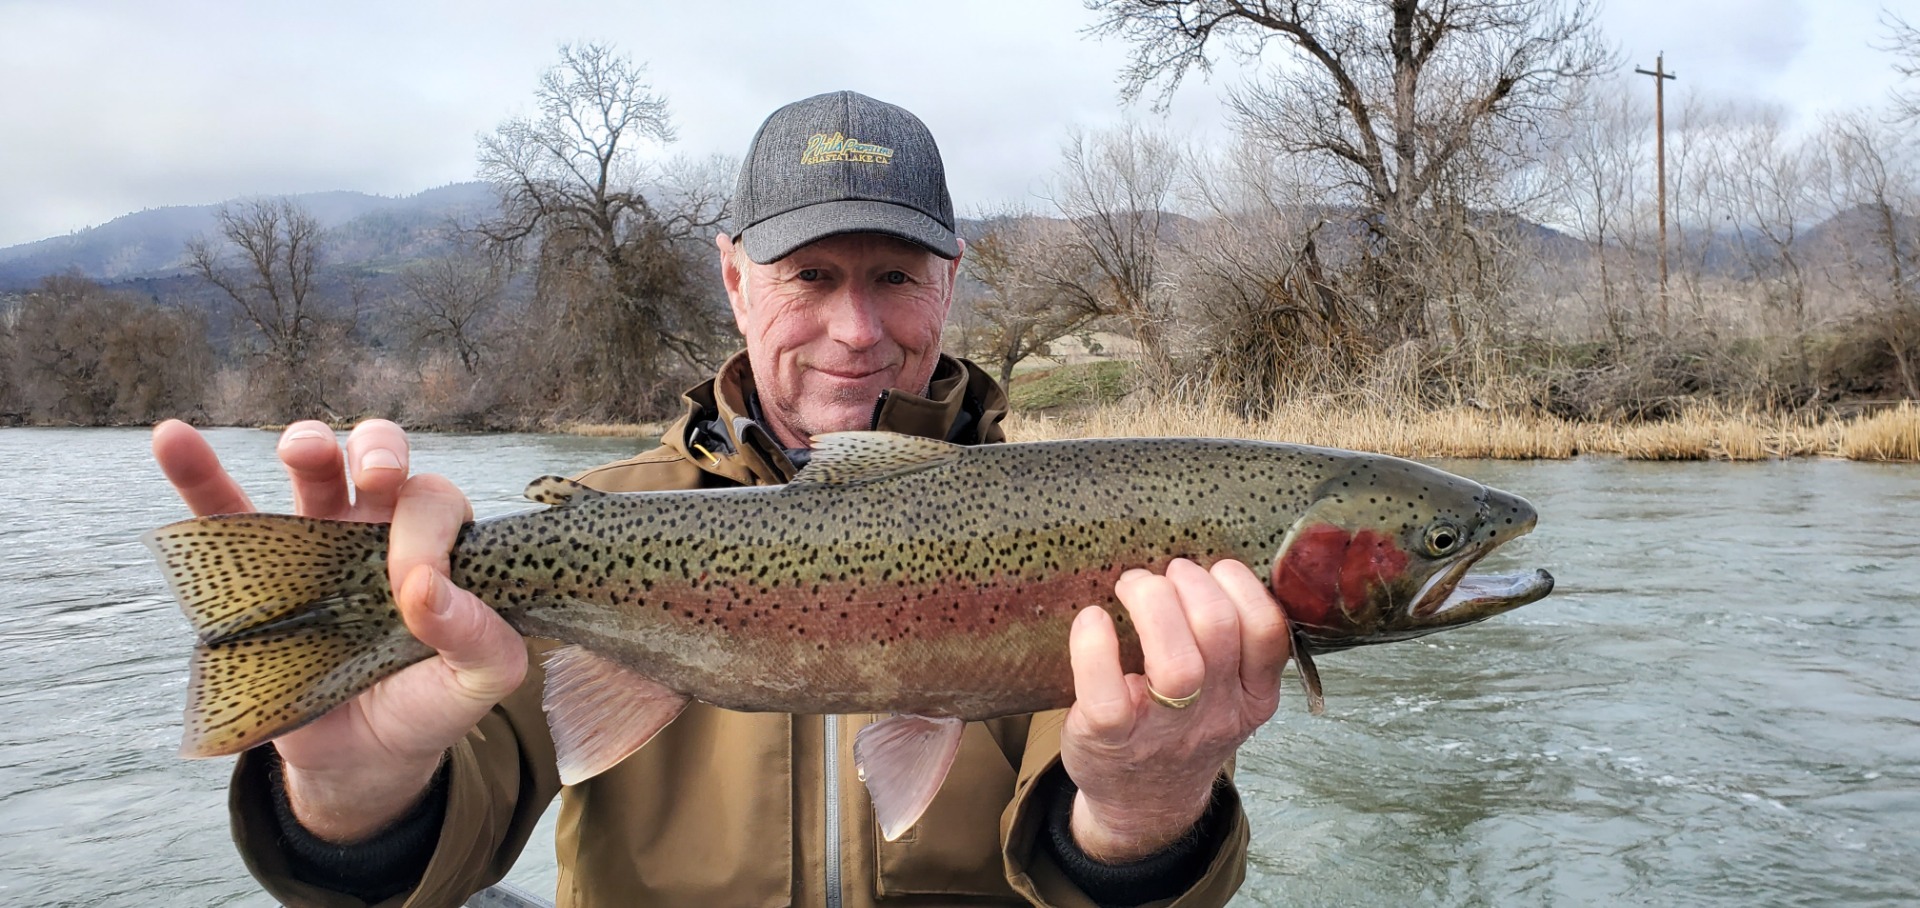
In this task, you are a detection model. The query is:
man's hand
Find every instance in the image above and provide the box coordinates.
[1061,558,1291,863]
[152,419,527,843]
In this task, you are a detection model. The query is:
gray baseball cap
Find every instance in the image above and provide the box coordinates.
[731,90,959,264]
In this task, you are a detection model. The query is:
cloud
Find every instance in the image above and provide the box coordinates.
[0,0,1897,248]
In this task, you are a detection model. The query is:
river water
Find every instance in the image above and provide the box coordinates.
[0,428,1914,907]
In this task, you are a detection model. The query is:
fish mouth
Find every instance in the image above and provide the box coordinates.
[1410,546,1555,626]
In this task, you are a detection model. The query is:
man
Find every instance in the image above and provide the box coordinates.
[154,91,1290,907]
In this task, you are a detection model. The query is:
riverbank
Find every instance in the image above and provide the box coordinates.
[182,395,1920,464]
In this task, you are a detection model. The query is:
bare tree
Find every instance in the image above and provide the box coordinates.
[7,274,211,424]
[1712,110,1817,342]
[1541,78,1654,341]
[1884,11,1920,124]
[1047,122,1184,383]
[186,198,347,419]
[473,42,732,421]
[1817,112,1920,397]
[397,252,505,374]
[961,216,1108,387]
[1089,0,1613,340]
[1179,140,1371,408]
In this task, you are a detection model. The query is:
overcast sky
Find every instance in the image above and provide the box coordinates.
[0,0,1907,248]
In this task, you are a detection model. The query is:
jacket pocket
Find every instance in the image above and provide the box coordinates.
[873,721,1020,900]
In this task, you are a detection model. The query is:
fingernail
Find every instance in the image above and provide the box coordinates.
[1119,568,1151,583]
[427,574,452,616]
[361,448,403,471]
[280,427,331,446]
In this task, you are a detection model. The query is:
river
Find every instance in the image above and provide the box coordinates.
[0,428,1914,906]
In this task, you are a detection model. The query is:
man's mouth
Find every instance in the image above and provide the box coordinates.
[814,365,891,382]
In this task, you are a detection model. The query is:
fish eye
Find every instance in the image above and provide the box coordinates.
[1425,523,1462,556]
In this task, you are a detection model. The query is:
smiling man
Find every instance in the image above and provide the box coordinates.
[154,91,1285,908]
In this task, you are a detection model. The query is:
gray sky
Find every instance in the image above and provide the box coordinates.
[0,0,1906,248]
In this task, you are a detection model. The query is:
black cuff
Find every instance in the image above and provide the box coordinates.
[266,747,449,903]
[1038,766,1230,908]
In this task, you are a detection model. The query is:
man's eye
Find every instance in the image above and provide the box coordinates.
[796,268,822,281]
[884,271,909,285]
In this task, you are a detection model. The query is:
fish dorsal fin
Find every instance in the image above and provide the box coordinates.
[543,645,690,785]
[852,714,967,841]
[790,432,963,486]
[524,476,606,507]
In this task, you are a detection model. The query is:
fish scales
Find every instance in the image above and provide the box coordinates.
[146,432,1553,767]
[449,438,1310,718]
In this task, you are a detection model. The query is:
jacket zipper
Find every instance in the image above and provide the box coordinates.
[868,390,891,430]
[824,714,843,908]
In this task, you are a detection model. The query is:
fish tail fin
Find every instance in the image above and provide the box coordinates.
[144,514,434,757]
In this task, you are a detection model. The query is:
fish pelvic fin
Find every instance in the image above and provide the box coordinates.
[1291,626,1326,716]
[543,645,689,786]
[143,514,433,757]
[853,714,966,842]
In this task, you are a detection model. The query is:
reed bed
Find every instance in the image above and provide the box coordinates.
[1005,402,1582,459]
[1005,400,1920,462]
[556,421,667,438]
[1837,403,1920,462]
[1592,406,1828,461]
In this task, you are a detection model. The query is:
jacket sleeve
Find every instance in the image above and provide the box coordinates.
[226,641,564,908]
[1000,710,1251,908]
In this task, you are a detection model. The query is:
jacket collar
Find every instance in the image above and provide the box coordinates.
[660,352,1008,486]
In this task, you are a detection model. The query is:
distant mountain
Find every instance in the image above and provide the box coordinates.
[0,182,499,289]
[6,182,1900,296]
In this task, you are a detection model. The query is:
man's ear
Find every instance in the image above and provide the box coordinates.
[944,237,966,295]
[717,233,750,324]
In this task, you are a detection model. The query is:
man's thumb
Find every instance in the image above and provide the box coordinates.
[396,564,527,702]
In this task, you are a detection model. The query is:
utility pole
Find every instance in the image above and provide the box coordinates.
[1635,53,1677,333]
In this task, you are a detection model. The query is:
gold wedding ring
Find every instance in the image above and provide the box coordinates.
[1146,681,1202,710]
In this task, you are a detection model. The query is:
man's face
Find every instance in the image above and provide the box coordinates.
[719,231,962,450]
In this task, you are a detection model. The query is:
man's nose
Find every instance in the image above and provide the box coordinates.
[826,283,885,348]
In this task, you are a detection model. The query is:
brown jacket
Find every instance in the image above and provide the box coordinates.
[228,354,1251,908]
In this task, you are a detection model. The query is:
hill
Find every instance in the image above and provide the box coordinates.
[0,182,498,289]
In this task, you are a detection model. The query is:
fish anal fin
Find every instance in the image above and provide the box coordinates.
[790,432,963,486]
[524,476,606,507]
[1291,626,1326,716]
[543,645,688,785]
[852,714,966,842]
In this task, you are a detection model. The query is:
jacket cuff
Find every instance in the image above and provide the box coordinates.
[1037,766,1230,908]
[265,747,449,903]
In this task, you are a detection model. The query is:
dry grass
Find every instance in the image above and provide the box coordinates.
[1590,406,1825,461]
[556,421,667,438]
[1005,401,1582,459]
[1837,403,1920,462]
[1005,399,1919,462]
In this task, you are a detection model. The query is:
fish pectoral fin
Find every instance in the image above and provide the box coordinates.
[1291,627,1326,716]
[852,714,967,842]
[523,476,607,507]
[790,432,964,486]
[542,646,689,785]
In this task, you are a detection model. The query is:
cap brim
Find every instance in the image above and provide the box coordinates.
[740,199,960,264]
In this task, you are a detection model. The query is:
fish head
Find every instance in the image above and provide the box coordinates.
[1267,456,1553,650]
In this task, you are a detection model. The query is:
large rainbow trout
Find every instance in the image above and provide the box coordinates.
[146,432,1553,839]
